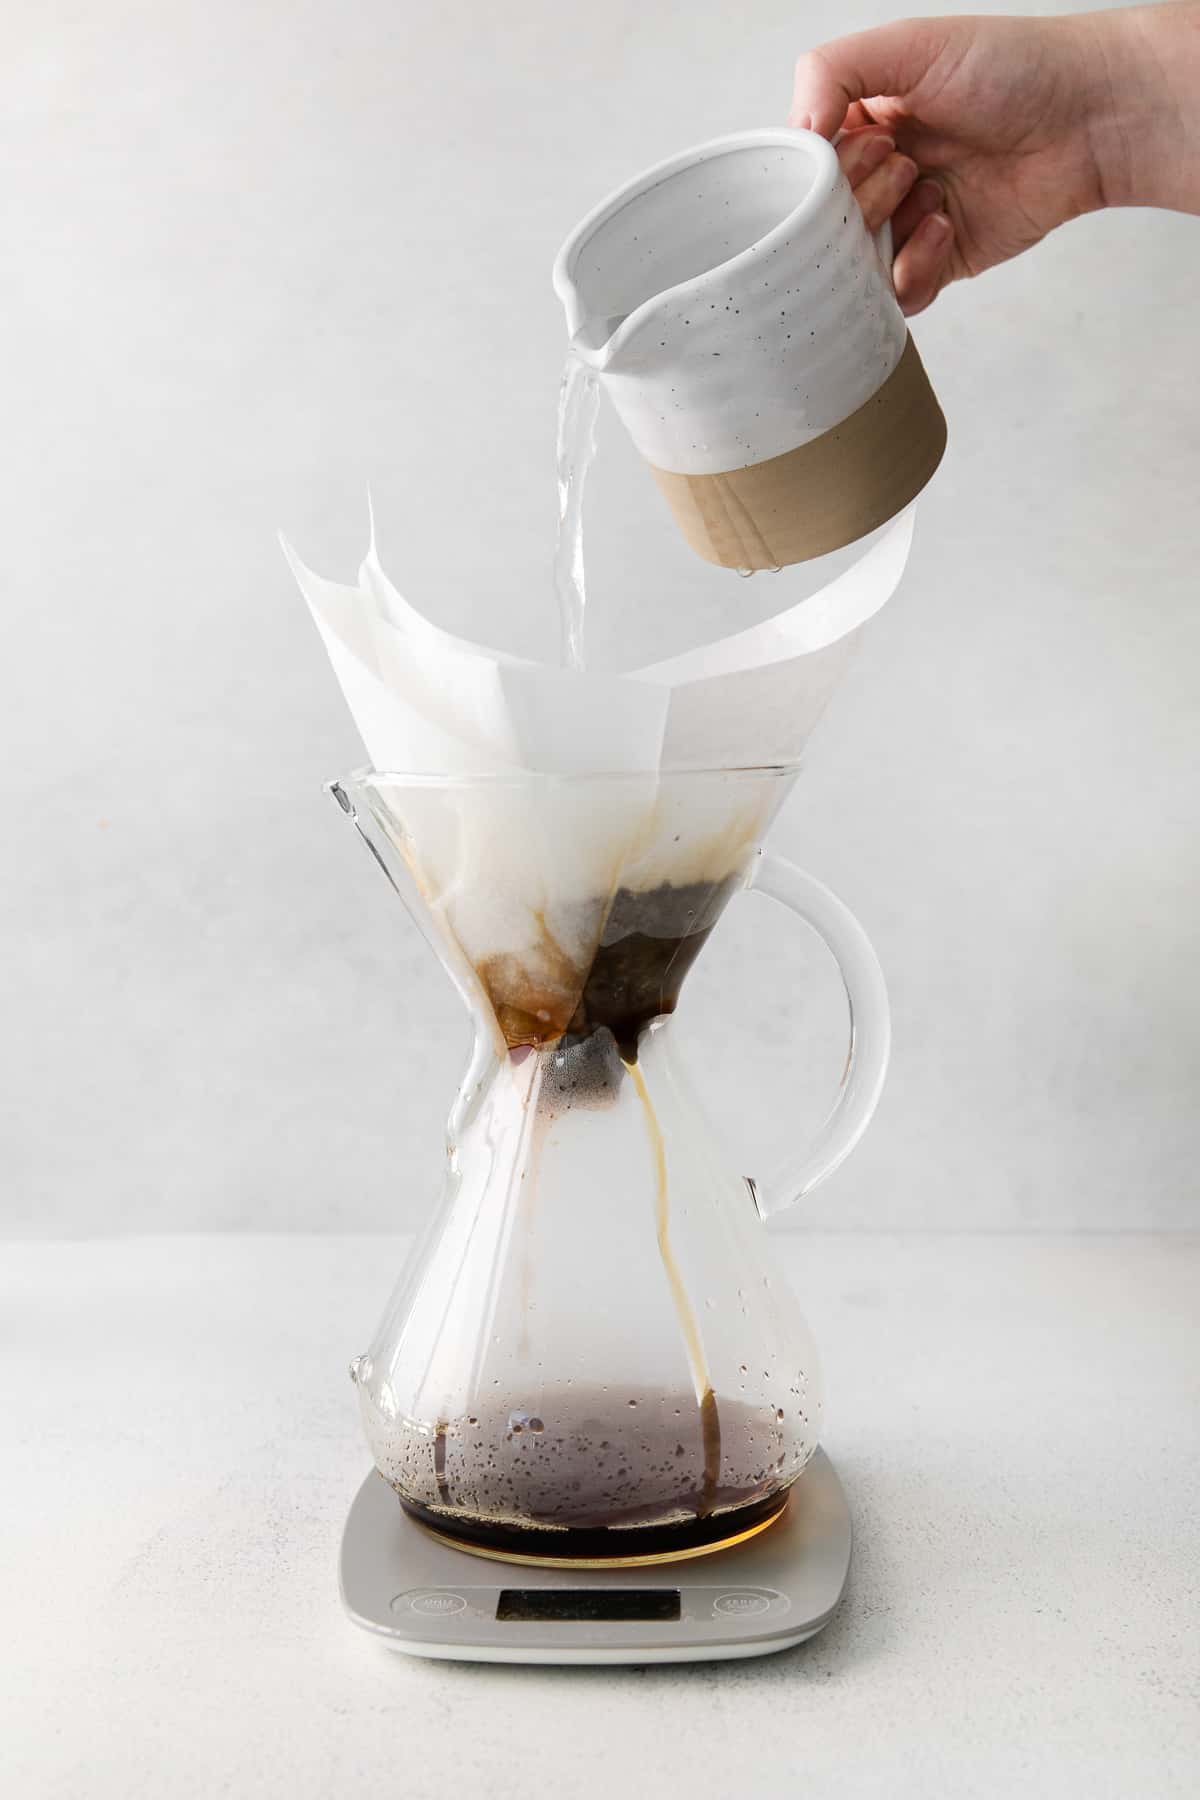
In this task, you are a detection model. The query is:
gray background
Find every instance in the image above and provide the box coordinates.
[4,0,1197,1236]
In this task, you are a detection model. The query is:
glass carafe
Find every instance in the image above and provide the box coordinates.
[331,766,889,1566]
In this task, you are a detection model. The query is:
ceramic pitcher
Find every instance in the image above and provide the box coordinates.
[553,127,947,570]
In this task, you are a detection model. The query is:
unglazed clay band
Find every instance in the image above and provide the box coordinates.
[649,333,947,569]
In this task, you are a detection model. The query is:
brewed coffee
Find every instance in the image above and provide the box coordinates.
[384,1383,809,1562]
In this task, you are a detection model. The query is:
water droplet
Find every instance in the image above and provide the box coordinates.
[735,567,754,579]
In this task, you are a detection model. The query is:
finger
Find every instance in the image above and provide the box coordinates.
[893,210,954,316]
[843,101,880,132]
[790,20,946,136]
[889,177,944,251]
[851,151,919,234]
[835,129,894,188]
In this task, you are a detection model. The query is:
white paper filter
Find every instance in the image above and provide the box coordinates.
[284,510,913,992]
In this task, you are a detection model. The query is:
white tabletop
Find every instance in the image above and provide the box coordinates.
[6,1232,1197,1797]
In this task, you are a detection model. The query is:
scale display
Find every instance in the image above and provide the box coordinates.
[496,1589,682,1623]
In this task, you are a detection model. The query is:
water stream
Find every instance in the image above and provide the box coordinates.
[553,351,601,671]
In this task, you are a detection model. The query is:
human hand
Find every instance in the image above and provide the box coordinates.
[799,7,1200,314]
[832,123,950,317]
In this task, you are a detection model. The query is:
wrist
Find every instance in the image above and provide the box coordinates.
[1081,4,1200,211]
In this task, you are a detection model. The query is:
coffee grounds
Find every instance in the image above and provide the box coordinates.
[476,877,739,1060]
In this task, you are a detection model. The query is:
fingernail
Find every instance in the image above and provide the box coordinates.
[891,153,919,184]
[914,178,943,214]
[921,211,953,244]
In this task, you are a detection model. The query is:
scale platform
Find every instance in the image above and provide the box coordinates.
[340,1447,851,1664]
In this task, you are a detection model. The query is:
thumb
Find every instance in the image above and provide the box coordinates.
[789,20,945,137]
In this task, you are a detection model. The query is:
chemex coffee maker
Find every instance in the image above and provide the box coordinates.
[319,129,944,1664]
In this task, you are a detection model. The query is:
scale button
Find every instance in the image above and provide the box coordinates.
[392,1590,468,1618]
[713,1590,773,1618]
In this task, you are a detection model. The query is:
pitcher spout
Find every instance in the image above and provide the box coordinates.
[565,313,628,367]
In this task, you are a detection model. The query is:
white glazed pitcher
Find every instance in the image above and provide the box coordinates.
[553,127,947,570]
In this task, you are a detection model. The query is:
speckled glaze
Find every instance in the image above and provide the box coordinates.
[553,128,907,477]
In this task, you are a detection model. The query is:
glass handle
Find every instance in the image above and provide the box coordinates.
[743,850,891,1218]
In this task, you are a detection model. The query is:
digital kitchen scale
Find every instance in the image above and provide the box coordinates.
[339,1448,851,1664]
